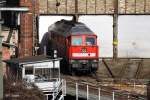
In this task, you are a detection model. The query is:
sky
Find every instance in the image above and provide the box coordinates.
[39,15,150,58]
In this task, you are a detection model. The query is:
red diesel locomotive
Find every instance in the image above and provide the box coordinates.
[40,20,99,74]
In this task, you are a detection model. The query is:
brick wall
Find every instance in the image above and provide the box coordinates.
[19,0,39,58]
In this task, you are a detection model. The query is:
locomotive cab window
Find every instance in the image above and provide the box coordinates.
[86,37,96,45]
[72,36,82,46]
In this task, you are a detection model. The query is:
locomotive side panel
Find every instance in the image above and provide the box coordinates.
[50,32,67,58]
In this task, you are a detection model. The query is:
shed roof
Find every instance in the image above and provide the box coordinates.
[4,55,61,65]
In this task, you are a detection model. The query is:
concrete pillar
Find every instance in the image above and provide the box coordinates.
[0,11,3,99]
[74,0,79,22]
[113,0,118,60]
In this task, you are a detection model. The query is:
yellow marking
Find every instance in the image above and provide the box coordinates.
[113,41,118,45]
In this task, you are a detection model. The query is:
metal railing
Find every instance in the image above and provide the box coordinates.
[34,79,66,100]
[67,81,147,100]
[52,79,66,100]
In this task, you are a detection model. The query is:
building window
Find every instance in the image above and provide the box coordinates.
[25,67,33,75]
[34,68,59,82]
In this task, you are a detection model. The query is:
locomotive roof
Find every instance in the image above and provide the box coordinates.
[48,20,95,37]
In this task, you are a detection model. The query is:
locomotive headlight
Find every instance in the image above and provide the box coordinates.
[92,63,98,68]
[93,60,97,62]
[82,48,87,53]
[70,60,76,63]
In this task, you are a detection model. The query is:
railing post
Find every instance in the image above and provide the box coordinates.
[52,92,55,100]
[46,95,48,100]
[98,88,101,100]
[87,84,89,100]
[62,79,66,96]
[64,80,66,96]
[133,80,135,90]
[127,93,130,100]
[76,82,78,100]
[113,91,115,100]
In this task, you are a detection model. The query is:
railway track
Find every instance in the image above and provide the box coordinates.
[60,58,150,99]
[62,74,147,100]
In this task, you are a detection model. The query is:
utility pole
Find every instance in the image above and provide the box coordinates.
[113,0,118,60]
[74,0,79,22]
[32,0,38,56]
[32,0,36,56]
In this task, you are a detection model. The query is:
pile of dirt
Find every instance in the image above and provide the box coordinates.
[3,79,46,100]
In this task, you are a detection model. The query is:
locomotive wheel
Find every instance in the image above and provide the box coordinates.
[70,70,75,76]
[70,68,75,76]
[69,64,75,76]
